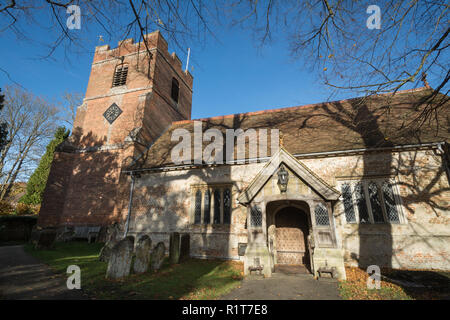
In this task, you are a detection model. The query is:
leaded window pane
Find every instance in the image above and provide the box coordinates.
[315,203,330,226]
[355,182,370,223]
[223,188,231,224]
[194,190,202,224]
[341,183,356,223]
[368,182,384,223]
[382,181,400,223]
[250,206,262,227]
[213,189,221,224]
[203,190,210,224]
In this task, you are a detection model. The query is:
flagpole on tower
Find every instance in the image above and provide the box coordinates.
[185,48,190,73]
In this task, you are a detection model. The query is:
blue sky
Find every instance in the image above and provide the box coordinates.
[0,9,350,123]
[1,3,441,123]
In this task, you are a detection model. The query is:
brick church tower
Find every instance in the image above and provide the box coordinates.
[38,31,193,228]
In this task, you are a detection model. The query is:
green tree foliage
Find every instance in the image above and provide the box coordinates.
[20,127,69,205]
[0,88,9,152]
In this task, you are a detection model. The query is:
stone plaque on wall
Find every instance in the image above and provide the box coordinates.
[238,243,247,256]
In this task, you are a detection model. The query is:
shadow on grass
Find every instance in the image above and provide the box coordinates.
[25,241,244,300]
[381,269,450,300]
[339,267,450,300]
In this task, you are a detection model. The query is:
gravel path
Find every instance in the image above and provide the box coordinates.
[0,245,88,300]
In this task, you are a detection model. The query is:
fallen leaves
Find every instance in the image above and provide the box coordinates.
[339,267,411,300]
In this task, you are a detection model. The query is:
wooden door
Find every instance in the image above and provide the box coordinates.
[275,207,309,265]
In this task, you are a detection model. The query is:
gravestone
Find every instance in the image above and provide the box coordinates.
[106,236,134,279]
[133,235,152,274]
[99,223,121,262]
[179,234,190,262]
[35,229,56,249]
[169,232,181,264]
[151,242,165,271]
[30,225,41,246]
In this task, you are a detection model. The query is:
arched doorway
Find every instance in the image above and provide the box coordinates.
[275,207,310,268]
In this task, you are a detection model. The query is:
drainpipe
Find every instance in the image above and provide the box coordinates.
[123,172,139,238]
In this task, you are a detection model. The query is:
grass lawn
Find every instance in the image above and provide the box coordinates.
[339,267,450,300]
[24,241,244,300]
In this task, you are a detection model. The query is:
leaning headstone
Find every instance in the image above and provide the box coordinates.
[96,226,108,243]
[169,232,181,264]
[35,229,56,249]
[150,242,165,271]
[29,225,41,246]
[179,234,190,262]
[99,223,121,262]
[106,236,134,279]
[133,235,152,274]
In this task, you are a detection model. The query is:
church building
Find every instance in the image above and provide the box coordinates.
[38,31,450,279]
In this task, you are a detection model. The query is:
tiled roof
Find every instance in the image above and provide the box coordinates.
[130,87,449,169]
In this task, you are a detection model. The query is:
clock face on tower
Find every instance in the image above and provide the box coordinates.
[103,103,123,124]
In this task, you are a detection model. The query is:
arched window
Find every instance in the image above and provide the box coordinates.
[314,203,330,226]
[171,77,179,103]
[112,64,128,87]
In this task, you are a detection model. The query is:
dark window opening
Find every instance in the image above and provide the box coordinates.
[171,77,179,103]
[203,190,211,224]
[112,64,128,87]
[223,188,231,224]
[214,189,221,224]
[194,190,202,224]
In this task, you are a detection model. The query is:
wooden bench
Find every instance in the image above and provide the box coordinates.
[248,257,264,275]
[67,226,101,243]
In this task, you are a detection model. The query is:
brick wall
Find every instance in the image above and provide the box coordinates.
[38,31,193,229]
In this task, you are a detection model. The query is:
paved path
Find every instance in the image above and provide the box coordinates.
[222,273,341,300]
[0,245,88,300]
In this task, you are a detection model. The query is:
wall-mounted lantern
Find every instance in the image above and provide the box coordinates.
[277,164,289,193]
